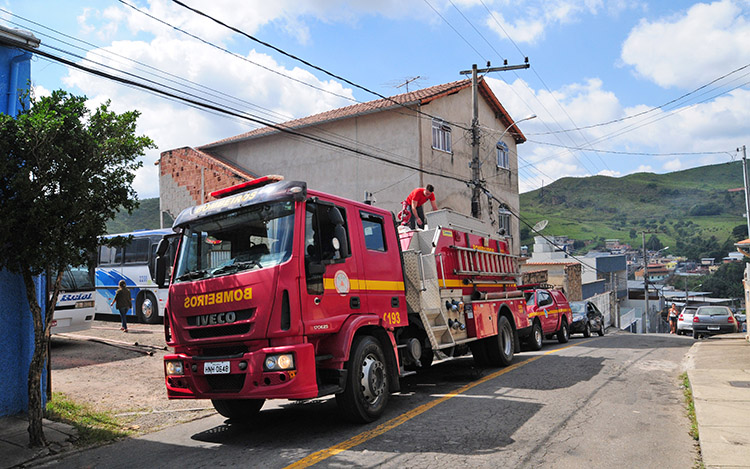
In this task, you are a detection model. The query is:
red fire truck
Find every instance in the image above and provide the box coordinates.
[156,176,571,423]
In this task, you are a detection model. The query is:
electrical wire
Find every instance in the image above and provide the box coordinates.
[168,0,471,132]
[22,44,473,186]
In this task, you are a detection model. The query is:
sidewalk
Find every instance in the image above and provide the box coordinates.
[0,414,77,469]
[686,333,750,467]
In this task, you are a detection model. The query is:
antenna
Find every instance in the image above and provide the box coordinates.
[396,76,421,92]
[532,219,548,233]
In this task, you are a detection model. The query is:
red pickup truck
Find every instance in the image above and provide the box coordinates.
[522,287,572,350]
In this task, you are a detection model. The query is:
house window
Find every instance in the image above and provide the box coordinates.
[496,141,509,169]
[432,119,452,153]
[498,205,512,237]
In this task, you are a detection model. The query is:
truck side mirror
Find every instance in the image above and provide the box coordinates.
[155,238,170,288]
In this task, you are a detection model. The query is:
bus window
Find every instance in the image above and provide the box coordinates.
[125,238,150,264]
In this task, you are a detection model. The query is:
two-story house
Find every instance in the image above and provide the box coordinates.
[158,78,528,253]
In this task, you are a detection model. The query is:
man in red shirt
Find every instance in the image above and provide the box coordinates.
[405,184,438,229]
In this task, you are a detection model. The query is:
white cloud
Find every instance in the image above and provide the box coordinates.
[663,158,682,171]
[621,0,750,89]
[487,74,750,193]
[61,36,355,198]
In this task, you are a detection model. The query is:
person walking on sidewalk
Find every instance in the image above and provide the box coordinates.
[669,303,679,334]
[110,280,131,332]
[404,184,438,229]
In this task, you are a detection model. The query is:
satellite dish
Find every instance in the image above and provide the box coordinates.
[532,219,548,233]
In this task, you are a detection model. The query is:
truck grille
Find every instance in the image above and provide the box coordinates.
[206,374,245,392]
[189,323,252,339]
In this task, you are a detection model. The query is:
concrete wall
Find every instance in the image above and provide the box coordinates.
[0,272,46,415]
[160,83,523,254]
[0,40,43,416]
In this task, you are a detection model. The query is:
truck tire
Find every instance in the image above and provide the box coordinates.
[137,292,160,324]
[528,321,543,351]
[557,319,570,344]
[211,398,265,421]
[336,335,390,423]
[485,316,514,366]
[470,340,490,366]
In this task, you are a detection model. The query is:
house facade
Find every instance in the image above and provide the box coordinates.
[159,78,527,253]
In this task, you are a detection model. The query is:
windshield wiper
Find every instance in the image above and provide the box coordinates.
[176,270,208,281]
[211,260,261,277]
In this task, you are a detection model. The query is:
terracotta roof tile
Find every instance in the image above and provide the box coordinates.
[200,78,524,149]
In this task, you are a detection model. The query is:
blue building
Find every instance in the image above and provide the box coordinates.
[0,25,42,417]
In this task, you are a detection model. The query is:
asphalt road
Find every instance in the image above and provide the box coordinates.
[40,330,699,468]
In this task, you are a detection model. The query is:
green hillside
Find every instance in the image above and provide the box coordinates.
[519,161,747,258]
[106,197,161,234]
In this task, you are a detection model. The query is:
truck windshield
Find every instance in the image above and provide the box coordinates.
[174,201,295,283]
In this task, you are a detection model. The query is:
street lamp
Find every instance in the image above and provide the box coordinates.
[498,114,537,142]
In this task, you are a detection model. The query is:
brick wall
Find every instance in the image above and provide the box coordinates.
[564,263,583,301]
[158,147,254,226]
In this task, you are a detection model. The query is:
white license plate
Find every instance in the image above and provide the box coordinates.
[204,361,230,374]
[707,326,720,330]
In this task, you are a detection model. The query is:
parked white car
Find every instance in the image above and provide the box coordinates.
[677,306,698,335]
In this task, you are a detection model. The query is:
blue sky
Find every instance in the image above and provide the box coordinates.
[3,0,749,199]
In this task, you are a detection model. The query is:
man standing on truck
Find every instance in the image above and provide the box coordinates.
[405,184,438,229]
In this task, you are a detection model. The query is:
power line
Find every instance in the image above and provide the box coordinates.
[168,0,471,131]
[22,44,472,186]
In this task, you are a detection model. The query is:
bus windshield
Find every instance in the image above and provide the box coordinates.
[61,265,94,291]
[174,201,295,283]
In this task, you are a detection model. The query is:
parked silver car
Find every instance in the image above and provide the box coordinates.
[692,306,738,339]
[677,306,698,335]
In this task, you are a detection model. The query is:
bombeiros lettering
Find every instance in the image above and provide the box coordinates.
[184,287,252,309]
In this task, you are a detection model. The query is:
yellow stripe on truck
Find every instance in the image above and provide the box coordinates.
[323,278,404,292]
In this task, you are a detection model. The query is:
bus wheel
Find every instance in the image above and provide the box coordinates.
[211,399,264,421]
[137,292,160,324]
[336,335,389,423]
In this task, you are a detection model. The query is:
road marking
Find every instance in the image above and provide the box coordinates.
[285,340,589,468]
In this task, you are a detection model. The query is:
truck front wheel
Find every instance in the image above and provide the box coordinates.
[211,398,265,421]
[528,321,543,351]
[337,335,390,423]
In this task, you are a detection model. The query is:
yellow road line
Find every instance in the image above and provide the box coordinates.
[285,340,589,468]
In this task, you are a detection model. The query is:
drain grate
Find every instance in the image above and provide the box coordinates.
[729,381,750,388]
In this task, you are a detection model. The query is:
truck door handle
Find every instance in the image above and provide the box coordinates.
[314,297,321,305]
[350,297,361,309]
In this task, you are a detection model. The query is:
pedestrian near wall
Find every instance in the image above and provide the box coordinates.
[669,303,678,334]
[110,280,131,332]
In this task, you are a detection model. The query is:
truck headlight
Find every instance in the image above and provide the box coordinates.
[165,360,184,376]
[264,354,295,371]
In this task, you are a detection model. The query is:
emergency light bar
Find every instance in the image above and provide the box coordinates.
[210,175,284,199]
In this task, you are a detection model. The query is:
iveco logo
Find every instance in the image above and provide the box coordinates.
[197,311,237,326]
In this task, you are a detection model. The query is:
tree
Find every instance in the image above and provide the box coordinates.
[646,234,663,251]
[0,91,154,446]
[732,224,748,241]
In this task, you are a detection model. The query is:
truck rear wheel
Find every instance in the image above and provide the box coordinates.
[528,321,543,351]
[470,340,490,366]
[485,316,514,366]
[336,335,390,423]
[211,398,265,421]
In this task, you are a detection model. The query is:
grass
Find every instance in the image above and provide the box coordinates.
[45,392,133,447]
[680,372,705,469]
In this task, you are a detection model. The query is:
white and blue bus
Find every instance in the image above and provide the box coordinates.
[51,264,96,334]
[95,229,177,324]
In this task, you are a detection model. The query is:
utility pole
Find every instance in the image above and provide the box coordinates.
[741,145,750,237]
[460,60,529,219]
[641,229,659,333]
